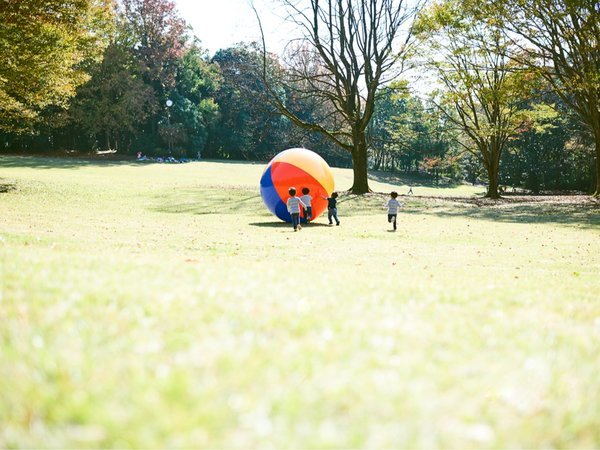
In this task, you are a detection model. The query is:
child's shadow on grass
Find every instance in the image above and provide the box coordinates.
[249,221,287,228]
[249,221,332,228]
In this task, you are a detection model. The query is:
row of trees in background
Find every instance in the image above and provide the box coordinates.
[0,0,598,196]
[412,0,599,197]
[0,0,350,167]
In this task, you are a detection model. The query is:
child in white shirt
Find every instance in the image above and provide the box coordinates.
[287,187,307,231]
[300,187,313,223]
[386,191,403,231]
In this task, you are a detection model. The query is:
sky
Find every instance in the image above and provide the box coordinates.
[174,0,295,56]
[173,0,428,94]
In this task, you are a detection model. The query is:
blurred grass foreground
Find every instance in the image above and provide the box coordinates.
[1,156,599,448]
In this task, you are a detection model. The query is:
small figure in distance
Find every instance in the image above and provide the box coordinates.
[287,187,307,232]
[322,192,340,226]
[387,191,404,231]
[407,186,414,195]
[300,187,313,224]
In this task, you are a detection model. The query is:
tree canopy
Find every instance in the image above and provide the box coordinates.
[256,0,421,194]
[0,0,114,132]
[496,0,600,196]
[416,0,540,198]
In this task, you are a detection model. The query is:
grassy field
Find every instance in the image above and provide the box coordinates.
[1,155,599,448]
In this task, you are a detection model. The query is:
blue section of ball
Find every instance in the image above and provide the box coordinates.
[275,199,291,222]
[260,165,291,222]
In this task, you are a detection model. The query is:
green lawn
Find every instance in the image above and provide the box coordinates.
[1,156,599,448]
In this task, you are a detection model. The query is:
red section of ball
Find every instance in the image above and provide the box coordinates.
[270,161,330,220]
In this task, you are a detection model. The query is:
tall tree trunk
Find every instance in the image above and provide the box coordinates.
[350,134,370,194]
[486,164,500,199]
[484,142,502,199]
[485,153,501,199]
[373,150,382,170]
[594,127,600,197]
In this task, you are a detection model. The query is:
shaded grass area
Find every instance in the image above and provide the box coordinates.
[314,191,600,229]
[368,169,467,189]
[411,197,600,230]
[0,179,17,194]
[0,155,141,170]
[153,187,266,216]
[1,156,600,448]
[421,201,600,228]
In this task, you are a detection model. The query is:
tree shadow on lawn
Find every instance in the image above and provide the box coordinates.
[0,155,145,170]
[153,191,263,216]
[153,188,599,229]
[0,155,266,171]
[402,195,600,229]
[368,170,467,189]
[0,179,17,193]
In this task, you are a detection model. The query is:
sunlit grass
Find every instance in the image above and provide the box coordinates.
[1,156,599,448]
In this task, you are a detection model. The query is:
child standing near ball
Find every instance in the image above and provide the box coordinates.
[300,187,313,223]
[322,192,340,226]
[287,187,307,231]
[386,191,403,231]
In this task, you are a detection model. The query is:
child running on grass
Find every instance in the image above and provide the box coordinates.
[322,192,340,226]
[300,187,313,223]
[287,187,307,231]
[386,191,403,231]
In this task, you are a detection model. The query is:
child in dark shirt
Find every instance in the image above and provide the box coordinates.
[323,192,340,226]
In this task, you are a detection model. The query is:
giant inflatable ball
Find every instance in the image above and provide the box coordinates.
[260,148,335,223]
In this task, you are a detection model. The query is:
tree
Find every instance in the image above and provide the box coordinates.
[119,0,189,147]
[209,44,290,160]
[497,0,600,196]
[120,0,187,92]
[370,83,453,173]
[369,82,412,171]
[416,0,535,198]
[0,0,114,132]
[256,0,420,194]
[167,44,221,158]
[502,94,594,193]
[70,41,157,151]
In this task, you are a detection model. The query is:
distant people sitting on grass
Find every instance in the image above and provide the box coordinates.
[386,191,404,231]
[300,187,313,223]
[286,187,307,232]
[136,154,190,163]
[322,192,340,226]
